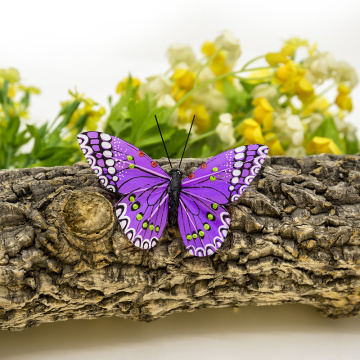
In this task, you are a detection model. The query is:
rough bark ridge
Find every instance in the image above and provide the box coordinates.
[1,154,360,331]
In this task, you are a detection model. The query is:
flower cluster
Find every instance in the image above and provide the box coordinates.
[0,68,105,169]
[114,32,358,158]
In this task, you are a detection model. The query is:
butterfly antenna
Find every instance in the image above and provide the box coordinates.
[154,115,172,169]
[178,115,195,169]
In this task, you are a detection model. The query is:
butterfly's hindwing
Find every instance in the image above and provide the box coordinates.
[115,183,169,249]
[178,191,230,257]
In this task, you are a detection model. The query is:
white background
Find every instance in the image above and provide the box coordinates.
[1,1,360,359]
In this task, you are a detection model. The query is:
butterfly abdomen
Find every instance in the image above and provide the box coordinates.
[167,168,183,227]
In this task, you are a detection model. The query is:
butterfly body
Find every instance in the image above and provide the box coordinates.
[167,168,183,227]
[77,131,268,257]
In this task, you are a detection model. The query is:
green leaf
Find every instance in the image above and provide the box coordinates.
[345,133,359,154]
[223,79,249,113]
[6,116,20,143]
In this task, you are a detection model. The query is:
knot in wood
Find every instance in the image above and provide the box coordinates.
[63,190,114,239]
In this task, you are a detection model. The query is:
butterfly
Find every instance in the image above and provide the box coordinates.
[77,116,268,257]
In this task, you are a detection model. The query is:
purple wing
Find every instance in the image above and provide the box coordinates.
[178,192,230,257]
[181,144,269,204]
[77,131,170,195]
[115,183,169,249]
[77,131,170,249]
[178,144,268,256]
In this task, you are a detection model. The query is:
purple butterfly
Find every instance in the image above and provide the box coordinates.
[77,116,268,257]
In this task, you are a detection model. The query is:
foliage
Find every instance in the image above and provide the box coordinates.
[112,32,358,159]
[0,31,358,169]
[0,71,105,169]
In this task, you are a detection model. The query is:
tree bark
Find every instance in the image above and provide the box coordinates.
[0,154,360,331]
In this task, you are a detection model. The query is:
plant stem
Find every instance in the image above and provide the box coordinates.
[187,129,216,146]
[240,55,266,71]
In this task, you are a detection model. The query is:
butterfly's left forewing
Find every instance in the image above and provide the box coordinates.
[77,131,170,195]
[179,144,268,256]
[77,131,171,249]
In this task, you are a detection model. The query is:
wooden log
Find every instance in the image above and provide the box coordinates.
[0,154,360,331]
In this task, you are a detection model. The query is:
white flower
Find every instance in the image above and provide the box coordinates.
[335,61,358,88]
[138,75,172,100]
[274,111,305,147]
[251,84,277,101]
[206,89,227,112]
[304,51,358,88]
[192,87,227,113]
[167,44,196,67]
[157,94,176,108]
[286,115,305,146]
[216,113,236,146]
[304,52,337,84]
[273,108,291,130]
[214,30,241,67]
[197,66,215,83]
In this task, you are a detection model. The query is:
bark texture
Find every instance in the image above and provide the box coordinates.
[1,154,360,331]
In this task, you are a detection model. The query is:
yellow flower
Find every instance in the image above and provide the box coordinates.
[302,97,329,116]
[64,92,105,133]
[210,50,230,76]
[246,68,273,85]
[201,31,241,77]
[202,41,216,56]
[252,97,273,131]
[306,136,342,155]
[335,84,353,112]
[283,38,310,50]
[237,118,265,144]
[7,84,16,98]
[176,104,210,133]
[265,44,295,66]
[0,67,20,83]
[18,85,41,94]
[274,60,313,102]
[190,104,211,132]
[116,77,141,94]
[274,61,299,93]
[266,38,311,66]
[264,132,285,155]
[295,77,314,102]
[172,68,195,91]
